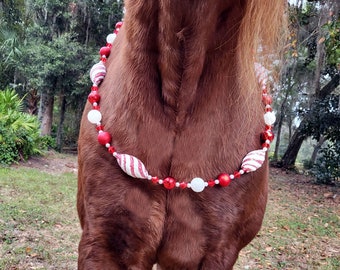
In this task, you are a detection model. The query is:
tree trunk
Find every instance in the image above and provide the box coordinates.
[310,135,325,164]
[273,112,284,161]
[56,92,66,152]
[281,118,307,169]
[313,3,328,99]
[38,91,54,136]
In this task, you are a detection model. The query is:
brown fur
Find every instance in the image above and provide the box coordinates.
[77,0,286,269]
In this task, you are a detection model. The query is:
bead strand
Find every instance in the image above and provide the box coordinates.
[86,22,276,193]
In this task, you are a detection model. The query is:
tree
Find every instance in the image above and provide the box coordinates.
[0,0,27,89]
[278,0,339,169]
[1,1,124,150]
[281,74,340,167]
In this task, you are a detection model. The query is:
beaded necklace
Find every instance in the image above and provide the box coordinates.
[86,22,276,193]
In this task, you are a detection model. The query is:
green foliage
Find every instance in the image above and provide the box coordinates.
[0,89,47,165]
[303,95,339,184]
[40,135,57,150]
[70,0,124,46]
[302,158,314,170]
[305,95,340,141]
[323,16,340,71]
[312,141,340,185]
[18,33,89,93]
[1,0,124,146]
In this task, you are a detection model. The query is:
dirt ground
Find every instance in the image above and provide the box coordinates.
[13,151,78,175]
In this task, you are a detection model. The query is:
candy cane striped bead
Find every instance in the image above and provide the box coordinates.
[241,149,266,173]
[90,62,106,85]
[115,153,150,179]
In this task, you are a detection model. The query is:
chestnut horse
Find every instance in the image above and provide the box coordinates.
[77,0,285,269]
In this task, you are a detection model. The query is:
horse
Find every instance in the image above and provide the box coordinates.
[77,0,286,269]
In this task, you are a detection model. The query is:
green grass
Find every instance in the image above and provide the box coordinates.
[0,167,79,270]
[0,157,339,270]
[235,169,340,269]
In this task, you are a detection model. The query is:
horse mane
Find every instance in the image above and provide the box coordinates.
[238,0,287,97]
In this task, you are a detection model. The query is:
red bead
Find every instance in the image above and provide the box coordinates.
[97,131,111,145]
[218,173,231,187]
[265,107,273,112]
[163,177,176,190]
[262,142,270,148]
[261,130,275,142]
[208,179,215,187]
[100,57,107,63]
[106,43,112,48]
[115,22,123,29]
[99,46,111,57]
[265,125,272,130]
[262,94,272,105]
[96,125,104,131]
[108,146,116,154]
[234,171,241,179]
[93,105,100,110]
[91,85,99,91]
[88,91,101,104]
[151,176,159,184]
[179,182,187,189]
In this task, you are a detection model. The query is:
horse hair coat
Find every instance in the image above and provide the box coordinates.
[77,0,286,269]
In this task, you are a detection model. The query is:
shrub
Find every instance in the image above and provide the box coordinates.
[0,88,46,165]
[311,141,340,185]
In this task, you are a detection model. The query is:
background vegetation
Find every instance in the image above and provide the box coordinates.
[0,0,339,184]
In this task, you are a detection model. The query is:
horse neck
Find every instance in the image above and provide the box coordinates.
[115,1,254,126]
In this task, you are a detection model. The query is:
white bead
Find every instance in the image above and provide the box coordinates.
[175,182,180,187]
[158,180,163,184]
[87,109,102,124]
[105,143,110,148]
[215,179,219,184]
[230,175,235,180]
[264,112,276,125]
[106,33,117,44]
[190,177,205,193]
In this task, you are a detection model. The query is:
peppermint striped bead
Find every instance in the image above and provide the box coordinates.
[90,62,106,85]
[241,149,266,173]
[115,153,149,179]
